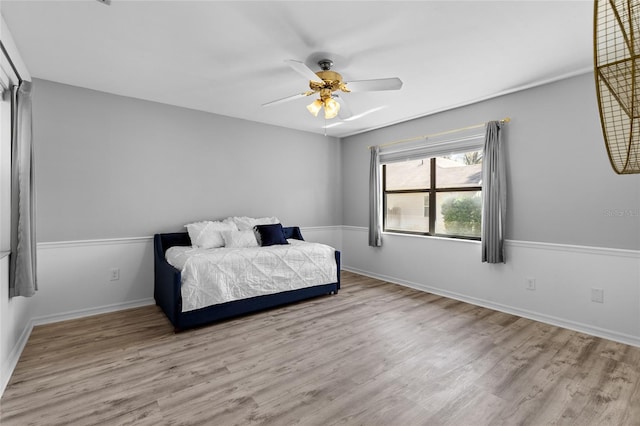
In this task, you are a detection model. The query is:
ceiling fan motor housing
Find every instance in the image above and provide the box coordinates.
[309,60,350,93]
[310,70,345,92]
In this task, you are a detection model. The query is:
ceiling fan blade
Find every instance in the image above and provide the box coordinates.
[333,94,353,119]
[285,59,322,83]
[262,91,312,107]
[345,77,403,92]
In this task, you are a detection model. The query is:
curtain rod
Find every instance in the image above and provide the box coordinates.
[368,117,511,149]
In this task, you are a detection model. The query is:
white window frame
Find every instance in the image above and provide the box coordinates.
[380,130,485,240]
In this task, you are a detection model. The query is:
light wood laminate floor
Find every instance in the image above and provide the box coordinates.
[2,271,640,425]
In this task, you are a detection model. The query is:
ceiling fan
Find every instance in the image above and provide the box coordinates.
[262,58,402,120]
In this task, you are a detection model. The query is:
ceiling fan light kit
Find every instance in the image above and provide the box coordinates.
[264,57,402,121]
[306,99,323,116]
[322,97,340,119]
[594,0,640,174]
[305,60,348,119]
[306,88,341,119]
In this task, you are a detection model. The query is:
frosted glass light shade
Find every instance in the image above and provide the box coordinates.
[306,99,323,116]
[324,98,340,119]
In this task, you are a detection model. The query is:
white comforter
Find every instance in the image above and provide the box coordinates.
[165,239,338,312]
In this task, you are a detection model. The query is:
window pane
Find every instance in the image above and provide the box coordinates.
[436,191,482,237]
[385,159,430,190]
[385,193,429,233]
[436,150,482,188]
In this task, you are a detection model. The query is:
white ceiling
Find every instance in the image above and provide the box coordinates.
[1,0,593,138]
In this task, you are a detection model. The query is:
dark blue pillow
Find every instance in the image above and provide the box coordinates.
[255,223,288,246]
[282,226,304,241]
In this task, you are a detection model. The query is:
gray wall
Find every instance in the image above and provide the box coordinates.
[342,72,640,250]
[32,79,342,242]
[29,74,640,249]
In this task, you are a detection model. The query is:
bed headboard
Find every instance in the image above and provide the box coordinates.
[155,226,305,253]
[157,232,191,252]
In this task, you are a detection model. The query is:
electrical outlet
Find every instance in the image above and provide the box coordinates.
[110,268,120,281]
[525,277,536,291]
[591,288,604,303]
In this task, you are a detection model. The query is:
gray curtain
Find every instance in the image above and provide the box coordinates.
[481,121,506,263]
[368,146,382,247]
[10,81,37,297]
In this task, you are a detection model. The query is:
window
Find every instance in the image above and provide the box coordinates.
[383,149,483,239]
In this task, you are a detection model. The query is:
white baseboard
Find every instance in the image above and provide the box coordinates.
[342,266,640,348]
[341,226,640,348]
[0,318,33,396]
[0,297,155,396]
[0,299,155,395]
[31,297,155,327]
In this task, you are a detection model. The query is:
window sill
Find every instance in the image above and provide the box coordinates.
[382,231,481,244]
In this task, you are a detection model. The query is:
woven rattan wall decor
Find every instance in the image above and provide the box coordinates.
[594,0,640,174]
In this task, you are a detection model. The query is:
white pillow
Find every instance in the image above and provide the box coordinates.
[185,221,238,248]
[254,216,280,226]
[221,230,259,248]
[224,216,280,231]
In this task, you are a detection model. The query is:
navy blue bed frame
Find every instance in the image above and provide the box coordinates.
[153,228,341,331]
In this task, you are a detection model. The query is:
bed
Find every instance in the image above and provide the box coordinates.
[154,226,341,331]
